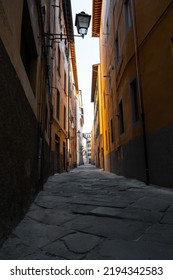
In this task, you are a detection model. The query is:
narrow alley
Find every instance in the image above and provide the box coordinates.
[1,165,173,260]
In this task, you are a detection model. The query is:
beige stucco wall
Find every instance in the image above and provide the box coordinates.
[0,0,41,116]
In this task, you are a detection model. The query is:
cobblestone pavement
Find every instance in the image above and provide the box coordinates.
[1,164,173,260]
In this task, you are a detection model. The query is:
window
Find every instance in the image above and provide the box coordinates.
[110,118,114,143]
[115,33,119,66]
[56,90,60,120]
[105,130,108,150]
[57,45,61,75]
[108,66,111,94]
[171,37,173,60]
[45,106,48,132]
[64,105,66,130]
[130,78,140,123]
[58,6,62,29]
[106,18,109,40]
[41,5,46,25]
[124,0,132,33]
[63,142,66,171]
[119,100,124,134]
[64,71,67,93]
[20,0,38,95]
[65,44,69,60]
[104,90,106,108]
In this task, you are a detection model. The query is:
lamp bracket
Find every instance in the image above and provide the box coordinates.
[51,5,60,8]
[44,32,84,41]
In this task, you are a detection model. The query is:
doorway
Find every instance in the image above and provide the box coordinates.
[63,142,66,171]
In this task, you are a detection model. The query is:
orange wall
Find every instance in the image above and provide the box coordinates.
[100,0,173,157]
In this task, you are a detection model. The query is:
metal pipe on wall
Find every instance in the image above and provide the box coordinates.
[131,0,150,185]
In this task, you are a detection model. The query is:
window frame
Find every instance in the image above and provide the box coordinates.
[130,78,140,124]
[63,105,66,130]
[57,45,61,76]
[119,99,125,135]
[124,0,133,34]
[110,118,114,143]
[115,32,120,67]
[56,89,60,120]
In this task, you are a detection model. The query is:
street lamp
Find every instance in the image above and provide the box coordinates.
[44,11,91,41]
[75,12,91,38]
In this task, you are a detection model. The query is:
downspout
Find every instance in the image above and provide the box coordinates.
[74,96,77,167]
[131,0,150,185]
[66,48,71,172]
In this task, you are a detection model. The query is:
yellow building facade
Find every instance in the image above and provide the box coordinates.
[91,64,104,168]
[92,0,173,187]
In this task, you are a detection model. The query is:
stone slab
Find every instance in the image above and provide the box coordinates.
[0,235,34,260]
[35,195,72,209]
[27,209,75,226]
[160,213,173,224]
[23,250,64,260]
[63,215,150,240]
[90,207,122,218]
[140,223,173,245]
[62,232,103,254]
[98,238,173,260]
[167,204,173,212]
[43,239,85,260]
[72,204,96,214]
[121,207,163,223]
[70,198,130,208]
[131,197,170,212]
[90,206,163,223]
[12,217,74,248]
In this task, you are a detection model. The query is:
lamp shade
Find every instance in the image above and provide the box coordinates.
[75,11,91,37]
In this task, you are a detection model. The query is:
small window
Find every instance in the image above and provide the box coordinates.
[130,78,140,123]
[105,130,108,150]
[41,5,46,25]
[56,90,60,120]
[104,90,106,108]
[20,0,38,95]
[110,118,114,143]
[45,106,48,132]
[64,71,67,93]
[115,33,120,66]
[57,45,61,75]
[106,18,109,40]
[64,105,66,130]
[124,0,132,33]
[58,6,62,29]
[171,37,173,60]
[119,100,124,134]
[108,66,111,94]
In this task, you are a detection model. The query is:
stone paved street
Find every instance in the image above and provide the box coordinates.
[0,165,173,260]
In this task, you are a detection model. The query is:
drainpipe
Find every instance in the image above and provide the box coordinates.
[66,53,71,172]
[131,0,150,185]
